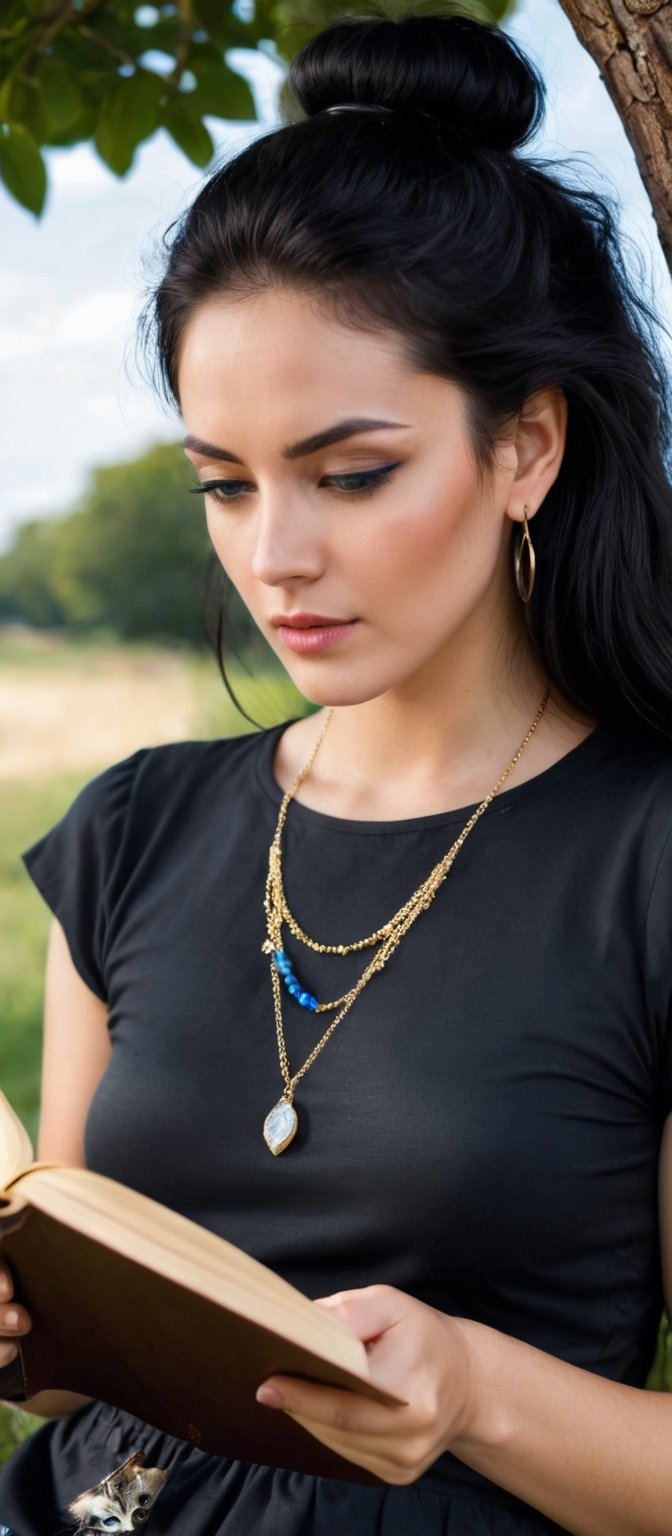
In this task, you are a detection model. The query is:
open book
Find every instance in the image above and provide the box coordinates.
[0,1091,401,1482]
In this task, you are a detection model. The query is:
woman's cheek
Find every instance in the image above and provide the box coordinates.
[206,509,249,583]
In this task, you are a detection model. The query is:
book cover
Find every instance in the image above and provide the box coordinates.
[0,1092,401,1483]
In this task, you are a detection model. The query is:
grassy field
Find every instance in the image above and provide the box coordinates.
[0,630,670,1476]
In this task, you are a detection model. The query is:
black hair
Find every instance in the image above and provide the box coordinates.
[145,11,672,740]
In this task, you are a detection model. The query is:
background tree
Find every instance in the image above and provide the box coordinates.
[0,443,208,644]
[3,1,670,256]
[0,0,510,217]
[0,440,270,657]
[556,0,672,268]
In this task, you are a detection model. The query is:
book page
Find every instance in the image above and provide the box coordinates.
[18,1165,393,1392]
[0,1091,33,1190]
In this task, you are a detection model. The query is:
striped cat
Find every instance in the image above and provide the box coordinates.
[68,1448,174,1532]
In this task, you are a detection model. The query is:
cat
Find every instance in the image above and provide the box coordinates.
[67,1448,175,1533]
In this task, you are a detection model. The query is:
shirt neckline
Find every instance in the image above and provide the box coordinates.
[255,715,610,835]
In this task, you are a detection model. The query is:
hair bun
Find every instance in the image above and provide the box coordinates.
[289,13,544,153]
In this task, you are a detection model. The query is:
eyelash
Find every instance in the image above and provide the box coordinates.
[189,462,403,506]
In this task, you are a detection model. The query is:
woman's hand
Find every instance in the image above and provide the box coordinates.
[256,1284,475,1485]
[0,1255,32,1369]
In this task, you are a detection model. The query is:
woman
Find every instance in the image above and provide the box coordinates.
[1,12,671,1535]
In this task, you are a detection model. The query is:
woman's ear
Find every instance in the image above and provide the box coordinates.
[506,386,567,527]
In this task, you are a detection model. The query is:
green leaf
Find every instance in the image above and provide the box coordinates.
[37,58,83,133]
[0,123,46,215]
[193,0,263,47]
[161,94,215,167]
[0,16,31,42]
[94,70,164,176]
[0,74,12,121]
[46,104,97,150]
[191,58,256,120]
[5,75,49,144]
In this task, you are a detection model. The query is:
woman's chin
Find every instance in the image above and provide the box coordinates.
[284,670,397,711]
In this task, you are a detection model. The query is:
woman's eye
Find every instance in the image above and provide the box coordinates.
[190,479,251,504]
[324,462,402,496]
[189,461,402,506]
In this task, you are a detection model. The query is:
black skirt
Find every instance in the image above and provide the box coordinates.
[0,1399,567,1535]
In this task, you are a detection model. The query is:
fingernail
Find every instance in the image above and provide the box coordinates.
[256,1385,284,1409]
[4,1310,19,1329]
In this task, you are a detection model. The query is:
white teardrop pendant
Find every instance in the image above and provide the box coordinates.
[263,1098,298,1156]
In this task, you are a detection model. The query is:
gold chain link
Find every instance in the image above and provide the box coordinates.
[264,692,549,1100]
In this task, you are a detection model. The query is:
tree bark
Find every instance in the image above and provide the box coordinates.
[556,0,672,271]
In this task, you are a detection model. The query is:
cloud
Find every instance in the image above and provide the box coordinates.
[50,145,114,193]
[0,288,132,362]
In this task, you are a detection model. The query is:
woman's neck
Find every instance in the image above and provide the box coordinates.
[275,651,596,822]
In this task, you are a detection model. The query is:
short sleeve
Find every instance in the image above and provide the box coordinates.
[644,824,672,1121]
[21,751,146,1002]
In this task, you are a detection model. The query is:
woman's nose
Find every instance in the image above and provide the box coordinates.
[251,496,325,587]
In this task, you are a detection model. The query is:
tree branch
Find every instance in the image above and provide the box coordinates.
[78,24,138,71]
[557,0,672,270]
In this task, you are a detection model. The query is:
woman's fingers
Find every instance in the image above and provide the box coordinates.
[0,1290,31,1368]
[0,1304,31,1336]
[314,1285,409,1346]
[0,1260,32,1362]
[257,1376,394,1435]
[0,1261,32,1374]
[257,1286,474,1483]
[0,1265,30,1337]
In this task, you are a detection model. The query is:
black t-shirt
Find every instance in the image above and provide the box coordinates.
[21,719,672,1509]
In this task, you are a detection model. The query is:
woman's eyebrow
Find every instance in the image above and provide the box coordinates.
[183,418,410,464]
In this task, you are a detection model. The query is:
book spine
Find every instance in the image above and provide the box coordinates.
[0,1196,27,1236]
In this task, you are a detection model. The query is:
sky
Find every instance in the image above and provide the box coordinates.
[1,0,671,551]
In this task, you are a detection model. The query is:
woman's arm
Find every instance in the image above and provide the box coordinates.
[36,917,112,1164]
[0,918,112,1418]
[449,1315,672,1536]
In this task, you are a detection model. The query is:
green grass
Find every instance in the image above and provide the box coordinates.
[0,771,86,1144]
[0,1406,45,1467]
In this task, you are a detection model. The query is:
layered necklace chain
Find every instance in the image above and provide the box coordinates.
[261,691,550,1154]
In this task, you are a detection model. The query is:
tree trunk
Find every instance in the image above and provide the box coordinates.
[557,0,672,271]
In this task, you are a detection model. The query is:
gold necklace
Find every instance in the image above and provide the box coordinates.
[261,691,550,1154]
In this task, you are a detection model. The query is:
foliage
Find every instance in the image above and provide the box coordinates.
[0,1405,46,1470]
[0,441,244,649]
[0,0,512,216]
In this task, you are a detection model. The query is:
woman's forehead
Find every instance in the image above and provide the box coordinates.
[178,291,465,443]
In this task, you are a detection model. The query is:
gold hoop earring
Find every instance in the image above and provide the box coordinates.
[514,508,536,603]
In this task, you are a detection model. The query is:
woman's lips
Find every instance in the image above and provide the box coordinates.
[275,620,359,653]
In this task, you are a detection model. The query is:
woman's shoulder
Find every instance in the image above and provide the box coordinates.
[77,726,279,814]
[24,726,283,876]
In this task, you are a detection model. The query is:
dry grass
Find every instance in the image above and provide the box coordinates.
[0,629,308,781]
[0,636,219,780]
